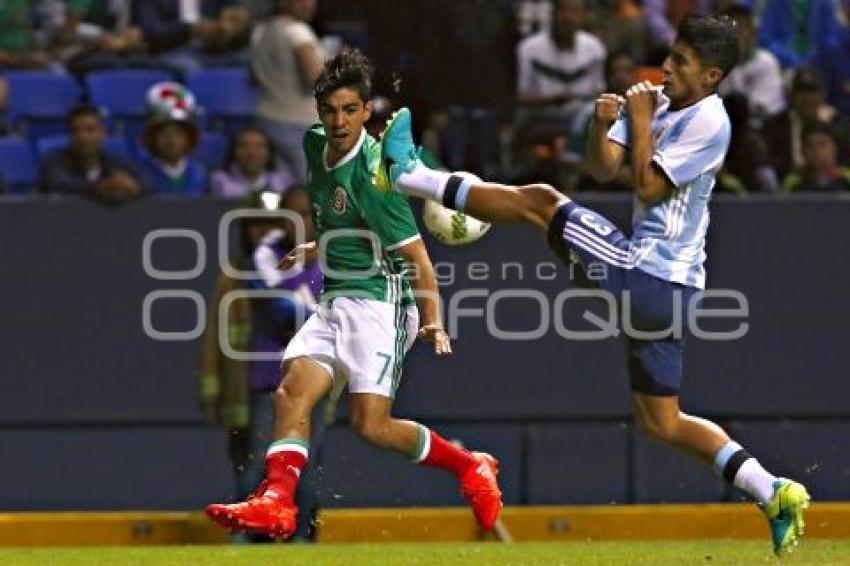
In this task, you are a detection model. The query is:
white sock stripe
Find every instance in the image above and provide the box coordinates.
[565,227,634,267]
[266,443,309,459]
[565,222,632,259]
[414,426,432,463]
[712,440,742,476]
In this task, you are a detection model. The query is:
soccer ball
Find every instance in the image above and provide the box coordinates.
[422,174,491,246]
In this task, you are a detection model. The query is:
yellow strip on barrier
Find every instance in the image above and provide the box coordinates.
[316,503,850,543]
[1,503,849,546]
[0,512,226,546]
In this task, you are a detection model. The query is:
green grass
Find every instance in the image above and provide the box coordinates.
[2,541,850,566]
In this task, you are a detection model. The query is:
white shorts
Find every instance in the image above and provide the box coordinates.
[282,297,419,398]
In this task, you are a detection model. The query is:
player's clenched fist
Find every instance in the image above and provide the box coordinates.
[625,80,659,120]
[593,93,625,126]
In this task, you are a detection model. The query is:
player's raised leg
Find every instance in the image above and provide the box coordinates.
[377,108,568,231]
[349,392,502,529]
[205,357,332,538]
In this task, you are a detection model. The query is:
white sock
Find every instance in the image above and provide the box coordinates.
[396,163,452,201]
[733,458,778,503]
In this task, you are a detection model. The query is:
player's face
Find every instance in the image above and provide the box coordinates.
[318,87,372,159]
[661,40,722,109]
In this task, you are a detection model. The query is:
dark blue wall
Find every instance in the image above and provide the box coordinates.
[1,194,848,510]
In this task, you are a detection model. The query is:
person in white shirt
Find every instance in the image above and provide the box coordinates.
[251,0,323,184]
[516,0,606,130]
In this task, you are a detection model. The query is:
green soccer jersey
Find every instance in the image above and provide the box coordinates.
[303,125,420,305]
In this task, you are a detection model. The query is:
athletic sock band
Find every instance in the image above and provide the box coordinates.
[442,175,465,210]
[722,449,753,483]
[409,424,431,463]
[712,440,742,476]
[267,437,309,458]
[441,175,475,212]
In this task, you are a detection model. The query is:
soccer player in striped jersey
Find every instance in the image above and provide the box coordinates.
[206,48,502,539]
[378,15,809,556]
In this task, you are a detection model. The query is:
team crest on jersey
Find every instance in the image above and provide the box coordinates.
[331,186,347,214]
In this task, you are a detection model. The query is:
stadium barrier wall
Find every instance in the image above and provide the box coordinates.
[0,194,848,510]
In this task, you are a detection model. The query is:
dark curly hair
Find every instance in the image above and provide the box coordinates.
[313,46,374,104]
[677,14,740,78]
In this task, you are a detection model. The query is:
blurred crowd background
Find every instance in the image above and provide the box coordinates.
[1,0,850,202]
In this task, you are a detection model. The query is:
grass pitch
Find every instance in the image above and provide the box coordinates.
[2,540,850,566]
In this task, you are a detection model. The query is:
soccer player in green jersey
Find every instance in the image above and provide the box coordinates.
[206,48,503,539]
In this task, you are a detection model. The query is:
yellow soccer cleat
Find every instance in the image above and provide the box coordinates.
[760,478,811,556]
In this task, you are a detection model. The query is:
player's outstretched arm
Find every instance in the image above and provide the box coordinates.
[396,238,451,356]
[584,93,626,182]
[277,241,318,271]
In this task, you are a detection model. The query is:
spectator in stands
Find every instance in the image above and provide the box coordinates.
[0,0,52,70]
[251,0,323,183]
[39,104,142,204]
[137,82,208,195]
[762,67,846,180]
[718,4,785,124]
[417,0,518,177]
[132,0,252,76]
[757,0,842,69]
[717,93,780,193]
[516,0,606,137]
[593,0,648,66]
[57,0,149,77]
[783,121,850,192]
[211,126,297,199]
[820,6,850,117]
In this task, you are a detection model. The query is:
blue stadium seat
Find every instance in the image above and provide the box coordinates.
[186,68,256,133]
[35,134,132,161]
[4,71,82,137]
[0,138,38,193]
[85,69,173,133]
[34,134,70,159]
[193,132,228,169]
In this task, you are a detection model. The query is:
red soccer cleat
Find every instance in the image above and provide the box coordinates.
[205,484,298,539]
[460,451,503,530]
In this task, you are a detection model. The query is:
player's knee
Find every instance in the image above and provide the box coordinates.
[517,184,568,227]
[273,382,299,413]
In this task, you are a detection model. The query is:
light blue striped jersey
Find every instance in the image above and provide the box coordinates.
[608,92,730,289]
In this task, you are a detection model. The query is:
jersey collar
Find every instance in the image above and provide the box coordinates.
[323,128,367,172]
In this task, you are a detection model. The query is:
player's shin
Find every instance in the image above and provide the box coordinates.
[263,438,309,502]
[409,423,476,476]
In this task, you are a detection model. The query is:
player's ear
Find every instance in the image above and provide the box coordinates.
[703,66,724,90]
[363,100,373,122]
